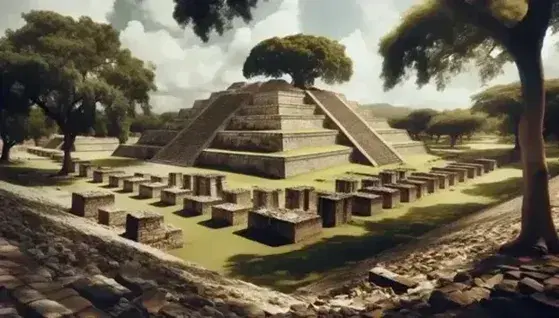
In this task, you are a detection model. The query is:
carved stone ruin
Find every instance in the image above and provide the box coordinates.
[399,179,428,199]
[193,174,225,197]
[426,170,457,186]
[407,175,438,194]
[360,186,400,209]
[160,188,191,206]
[150,175,169,185]
[248,209,322,244]
[182,174,194,190]
[253,187,285,209]
[122,177,151,193]
[317,193,352,227]
[183,195,223,216]
[168,172,183,187]
[447,164,477,178]
[361,177,381,188]
[139,182,169,199]
[78,163,94,178]
[471,158,497,172]
[285,186,317,212]
[352,192,383,216]
[72,160,90,174]
[393,168,411,180]
[222,188,252,207]
[71,191,115,219]
[335,177,359,193]
[92,168,125,184]
[411,172,449,189]
[453,162,484,177]
[163,224,184,249]
[384,183,417,203]
[211,203,251,226]
[379,170,398,185]
[108,174,135,188]
[124,211,165,246]
[432,167,467,183]
[98,206,127,227]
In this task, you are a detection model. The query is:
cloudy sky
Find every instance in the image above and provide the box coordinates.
[2,0,559,112]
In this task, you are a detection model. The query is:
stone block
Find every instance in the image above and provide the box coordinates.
[108,174,135,188]
[412,172,450,189]
[182,195,223,216]
[453,162,484,176]
[447,164,477,178]
[427,169,457,186]
[150,175,169,184]
[379,170,398,185]
[98,206,127,227]
[335,177,359,193]
[393,168,411,180]
[398,179,427,199]
[92,168,125,183]
[193,173,226,197]
[384,183,417,203]
[317,193,352,227]
[163,224,184,249]
[360,186,400,209]
[70,275,132,309]
[432,167,468,182]
[122,177,151,193]
[248,209,322,244]
[470,158,497,172]
[78,163,94,178]
[138,182,169,199]
[211,203,251,226]
[71,160,89,174]
[71,190,115,219]
[351,193,383,216]
[361,177,381,188]
[223,188,252,206]
[27,299,74,317]
[285,186,317,211]
[134,172,151,178]
[168,172,183,187]
[182,174,194,190]
[407,175,439,194]
[57,295,93,314]
[369,267,418,294]
[125,211,165,244]
[253,187,284,209]
[160,188,191,206]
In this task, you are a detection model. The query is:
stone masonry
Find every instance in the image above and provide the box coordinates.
[253,187,285,210]
[247,208,322,244]
[285,186,317,212]
[71,191,115,219]
[317,193,352,227]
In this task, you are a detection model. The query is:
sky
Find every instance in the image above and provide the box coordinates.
[2,0,559,112]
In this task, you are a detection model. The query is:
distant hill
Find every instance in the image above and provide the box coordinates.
[360,103,413,119]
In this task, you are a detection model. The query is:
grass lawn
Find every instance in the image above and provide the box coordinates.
[1,139,556,293]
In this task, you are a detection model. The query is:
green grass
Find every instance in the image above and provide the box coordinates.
[2,139,556,293]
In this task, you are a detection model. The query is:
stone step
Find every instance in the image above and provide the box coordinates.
[227,114,326,130]
[238,103,317,116]
[252,90,306,106]
[211,129,339,152]
[196,146,352,179]
[366,119,392,129]
[390,141,427,156]
[112,144,162,160]
[375,128,415,143]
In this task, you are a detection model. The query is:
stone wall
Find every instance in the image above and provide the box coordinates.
[226,115,325,130]
[197,148,351,179]
[252,91,306,105]
[111,144,161,159]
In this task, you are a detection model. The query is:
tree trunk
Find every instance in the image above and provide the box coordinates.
[0,142,12,162]
[514,132,520,151]
[449,135,458,148]
[500,39,559,255]
[59,133,76,175]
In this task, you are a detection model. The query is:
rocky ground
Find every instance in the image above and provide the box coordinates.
[2,153,559,316]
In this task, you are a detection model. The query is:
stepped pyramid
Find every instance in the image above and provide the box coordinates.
[114,80,425,178]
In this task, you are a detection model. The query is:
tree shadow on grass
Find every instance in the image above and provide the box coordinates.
[225,201,488,293]
[0,165,76,187]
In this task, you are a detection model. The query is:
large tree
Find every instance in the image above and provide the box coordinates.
[426,110,486,147]
[389,108,439,140]
[242,34,353,89]
[0,11,156,174]
[379,0,559,256]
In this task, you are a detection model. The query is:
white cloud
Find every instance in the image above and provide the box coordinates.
[2,0,559,112]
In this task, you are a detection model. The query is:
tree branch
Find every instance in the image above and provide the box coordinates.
[441,0,511,43]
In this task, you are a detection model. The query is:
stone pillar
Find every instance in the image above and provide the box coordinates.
[285,186,317,212]
[193,174,226,197]
[168,172,183,187]
[223,188,252,207]
[252,187,285,209]
[335,177,359,193]
[317,193,352,227]
[361,177,380,188]
[182,174,194,190]
[379,170,397,185]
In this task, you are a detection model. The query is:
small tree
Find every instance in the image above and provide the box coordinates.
[388,109,438,140]
[242,34,353,89]
[0,109,27,161]
[0,11,156,174]
[426,110,486,148]
[26,107,56,145]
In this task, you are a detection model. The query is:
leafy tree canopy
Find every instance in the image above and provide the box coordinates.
[426,110,486,147]
[389,108,438,139]
[243,34,353,89]
[173,0,262,42]
[0,10,157,173]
